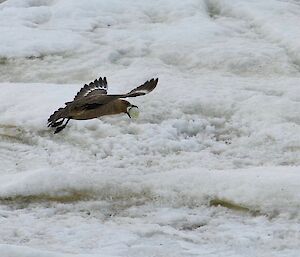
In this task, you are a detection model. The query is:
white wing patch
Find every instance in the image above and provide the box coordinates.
[73,77,108,101]
[134,89,149,94]
[83,85,103,97]
[126,78,158,97]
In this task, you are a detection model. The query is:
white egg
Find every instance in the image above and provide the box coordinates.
[129,106,139,119]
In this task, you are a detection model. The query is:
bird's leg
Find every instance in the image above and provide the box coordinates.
[48,118,65,127]
[54,118,70,134]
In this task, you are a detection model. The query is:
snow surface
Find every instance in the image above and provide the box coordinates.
[0,0,300,256]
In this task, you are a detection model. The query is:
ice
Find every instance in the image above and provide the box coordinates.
[0,244,99,257]
[0,0,300,256]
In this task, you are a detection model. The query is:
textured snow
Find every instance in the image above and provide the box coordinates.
[0,0,300,256]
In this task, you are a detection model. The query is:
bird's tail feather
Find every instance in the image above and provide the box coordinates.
[47,107,66,126]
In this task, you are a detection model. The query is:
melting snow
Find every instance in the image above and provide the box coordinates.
[0,0,300,256]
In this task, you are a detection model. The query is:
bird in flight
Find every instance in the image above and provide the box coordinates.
[48,77,158,133]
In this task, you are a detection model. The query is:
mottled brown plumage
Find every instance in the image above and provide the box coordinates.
[48,77,158,133]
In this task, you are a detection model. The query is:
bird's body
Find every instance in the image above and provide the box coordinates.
[57,99,129,120]
[48,77,158,133]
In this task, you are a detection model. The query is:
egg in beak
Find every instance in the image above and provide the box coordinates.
[127,105,139,119]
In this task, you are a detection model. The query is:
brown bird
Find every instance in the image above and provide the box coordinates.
[48,77,158,133]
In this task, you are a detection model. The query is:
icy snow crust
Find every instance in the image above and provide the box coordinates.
[0,0,300,256]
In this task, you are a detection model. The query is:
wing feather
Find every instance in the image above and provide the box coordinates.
[65,77,158,107]
[125,78,158,97]
[73,77,108,101]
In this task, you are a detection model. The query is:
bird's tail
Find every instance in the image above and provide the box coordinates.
[47,107,67,127]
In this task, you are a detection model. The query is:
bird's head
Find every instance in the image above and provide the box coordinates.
[121,100,139,119]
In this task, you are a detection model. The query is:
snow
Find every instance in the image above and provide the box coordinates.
[0,0,300,256]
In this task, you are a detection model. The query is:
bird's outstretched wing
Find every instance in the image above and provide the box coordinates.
[125,78,158,98]
[72,77,108,102]
[66,77,158,108]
